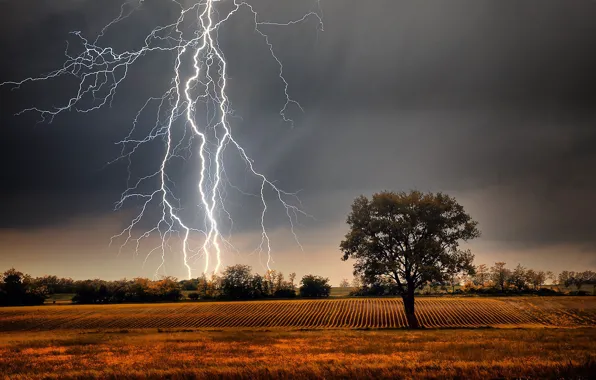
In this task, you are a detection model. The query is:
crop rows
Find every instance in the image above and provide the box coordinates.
[1,297,594,331]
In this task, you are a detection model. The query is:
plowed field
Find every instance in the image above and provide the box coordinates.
[1,297,594,331]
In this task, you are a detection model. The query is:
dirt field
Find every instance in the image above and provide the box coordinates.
[1,328,594,379]
[2,297,595,331]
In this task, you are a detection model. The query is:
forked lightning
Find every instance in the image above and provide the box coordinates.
[1,0,322,278]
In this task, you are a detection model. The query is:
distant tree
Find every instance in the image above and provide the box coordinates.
[533,270,546,289]
[584,271,596,295]
[152,276,183,301]
[546,271,556,285]
[187,292,200,301]
[526,270,546,290]
[584,271,596,283]
[559,271,575,288]
[221,265,254,299]
[251,273,265,298]
[180,279,199,291]
[473,264,490,287]
[0,268,47,306]
[340,191,479,328]
[72,280,101,304]
[572,271,595,292]
[508,264,529,291]
[490,262,510,292]
[33,275,59,295]
[299,275,331,297]
[34,275,76,295]
[445,253,472,293]
[197,274,221,299]
[427,280,444,294]
[447,274,463,294]
[0,268,26,305]
[263,270,278,297]
[339,278,350,288]
[274,272,285,293]
[351,276,363,289]
[130,278,151,302]
[272,271,297,298]
[554,270,596,294]
[71,277,183,304]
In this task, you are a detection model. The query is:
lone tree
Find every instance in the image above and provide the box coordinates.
[340,190,480,328]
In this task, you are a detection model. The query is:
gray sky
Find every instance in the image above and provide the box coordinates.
[1,0,595,283]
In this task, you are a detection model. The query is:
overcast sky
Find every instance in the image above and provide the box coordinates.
[1,0,595,283]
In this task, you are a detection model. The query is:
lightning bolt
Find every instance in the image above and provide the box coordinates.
[1,0,322,279]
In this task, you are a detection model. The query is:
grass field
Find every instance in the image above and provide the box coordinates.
[2,297,594,379]
[4,296,595,331]
[1,328,594,379]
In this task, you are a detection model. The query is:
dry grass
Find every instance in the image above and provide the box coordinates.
[2,297,594,378]
[0,328,594,379]
[2,296,595,331]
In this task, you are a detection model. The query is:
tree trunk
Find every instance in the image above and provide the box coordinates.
[402,291,420,329]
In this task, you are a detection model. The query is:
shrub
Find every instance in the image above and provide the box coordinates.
[569,290,590,296]
[299,275,331,297]
[273,288,296,298]
[71,277,183,304]
[187,292,200,301]
[536,287,561,296]
[0,269,48,306]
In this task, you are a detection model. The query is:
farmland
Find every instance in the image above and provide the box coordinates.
[2,297,595,331]
[1,297,595,379]
[1,328,595,379]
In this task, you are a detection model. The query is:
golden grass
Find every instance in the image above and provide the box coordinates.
[2,296,594,331]
[0,328,594,379]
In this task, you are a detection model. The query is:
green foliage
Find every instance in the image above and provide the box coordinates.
[299,275,331,297]
[340,191,479,327]
[340,191,479,294]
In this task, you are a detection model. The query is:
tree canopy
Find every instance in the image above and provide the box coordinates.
[340,190,480,327]
[299,275,331,297]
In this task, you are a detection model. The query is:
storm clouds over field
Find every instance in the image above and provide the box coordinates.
[1,0,595,280]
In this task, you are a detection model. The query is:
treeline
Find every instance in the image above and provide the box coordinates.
[0,265,332,306]
[350,262,596,296]
[0,269,48,306]
[0,268,183,305]
[462,264,595,295]
[181,266,331,300]
[557,271,596,294]
[70,277,183,304]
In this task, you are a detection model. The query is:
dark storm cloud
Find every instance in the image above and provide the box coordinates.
[1,0,596,258]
